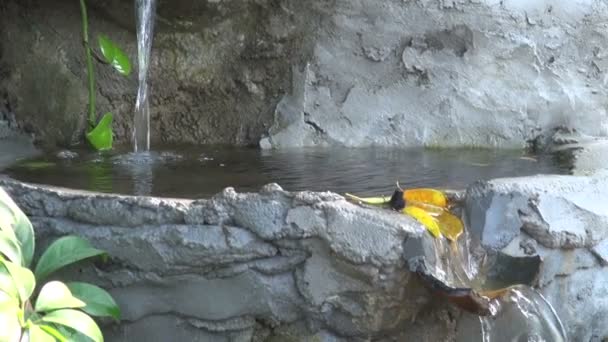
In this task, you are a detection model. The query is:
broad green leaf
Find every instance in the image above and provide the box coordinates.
[0,262,19,300]
[42,309,103,342]
[28,324,56,342]
[98,35,131,76]
[0,231,22,266]
[0,189,34,267]
[53,326,90,342]
[0,201,17,238]
[35,281,86,313]
[39,325,67,342]
[1,259,35,303]
[34,236,106,282]
[0,303,21,342]
[67,282,120,320]
[85,113,113,151]
[0,288,19,309]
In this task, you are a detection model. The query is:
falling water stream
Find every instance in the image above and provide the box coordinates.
[427,229,569,342]
[133,0,157,152]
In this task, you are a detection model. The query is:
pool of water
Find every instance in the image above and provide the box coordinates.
[2,145,570,199]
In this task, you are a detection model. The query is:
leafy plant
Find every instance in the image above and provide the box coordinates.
[79,0,132,151]
[0,188,120,341]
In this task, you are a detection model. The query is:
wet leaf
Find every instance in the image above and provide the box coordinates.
[98,35,131,76]
[344,193,390,205]
[404,206,441,238]
[435,211,464,242]
[86,112,113,151]
[404,188,448,208]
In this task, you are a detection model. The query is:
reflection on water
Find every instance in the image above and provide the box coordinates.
[4,145,570,198]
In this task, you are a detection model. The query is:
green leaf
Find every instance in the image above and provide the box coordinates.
[1,259,35,304]
[42,309,103,342]
[0,303,21,342]
[39,325,67,342]
[0,287,20,313]
[67,282,120,320]
[98,35,131,76]
[35,281,86,313]
[85,113,113,151]
[0,188,34,267]
[0,231,22,266]
[0,262,19,301]
[34,236,106,282]
[53,326,90,342]
[28,324,56,342]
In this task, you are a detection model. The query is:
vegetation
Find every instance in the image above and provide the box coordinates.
[79,0,132,151]
[0,188,120,342]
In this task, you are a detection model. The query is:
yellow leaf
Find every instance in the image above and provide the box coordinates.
[435,211,464,242]
[344,193,390,205]
[404,206,441,238]
[409,202,463,242]
[404,188,448,208]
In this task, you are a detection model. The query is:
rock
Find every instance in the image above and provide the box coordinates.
[2,0,608,148]
[262,1,608,149]
[0,177,454,341]
[465,171,608,341]
[465,173,608,250]
[56,150,79,160]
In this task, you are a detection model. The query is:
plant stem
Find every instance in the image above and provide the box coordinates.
[79,0,96,130]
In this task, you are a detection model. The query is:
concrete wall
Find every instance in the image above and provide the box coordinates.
[2,0,607,148]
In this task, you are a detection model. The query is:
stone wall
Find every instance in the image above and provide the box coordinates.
[2,0,608,148]
[465,171,608,341]
[0,178,458,341]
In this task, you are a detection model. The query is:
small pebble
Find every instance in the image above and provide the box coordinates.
[56,150,79,160]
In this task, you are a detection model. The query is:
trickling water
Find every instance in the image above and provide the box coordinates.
[133,0,157,152]
[478,287,567,342]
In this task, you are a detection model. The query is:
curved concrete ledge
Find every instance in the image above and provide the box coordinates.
[0,177,455,341]
[2,169,608,341]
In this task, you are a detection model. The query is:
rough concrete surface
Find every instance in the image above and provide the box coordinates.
[0,178,460,341]
[466,170,608,342]
[2,0,608,148]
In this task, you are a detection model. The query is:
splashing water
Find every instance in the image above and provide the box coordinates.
[479,286,567,342]
[133,0,157,152]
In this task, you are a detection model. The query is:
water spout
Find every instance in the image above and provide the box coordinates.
[133,0,157,152]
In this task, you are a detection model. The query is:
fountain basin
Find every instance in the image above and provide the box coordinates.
[1,168,607,341]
